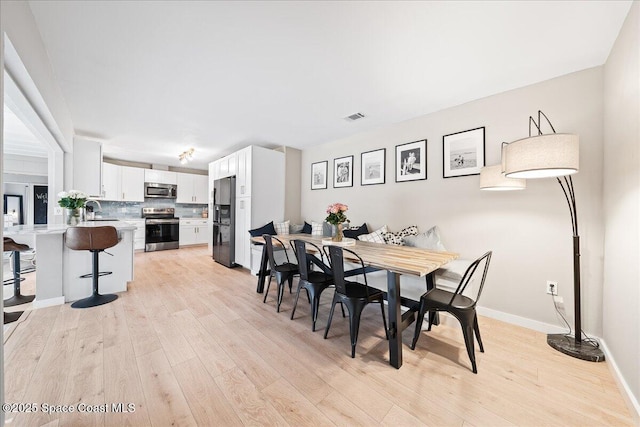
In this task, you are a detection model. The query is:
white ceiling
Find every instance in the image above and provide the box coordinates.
[28,1,631,170]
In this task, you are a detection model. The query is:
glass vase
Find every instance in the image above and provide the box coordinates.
[332,223,344,242]
[65,207,85,226]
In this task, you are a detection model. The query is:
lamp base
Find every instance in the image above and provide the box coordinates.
[547,333,605,362]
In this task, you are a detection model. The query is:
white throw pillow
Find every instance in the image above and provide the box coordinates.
[382,225,419,246]
[274,220,290,235]
[403,225,447,251]
[357,225,389,244]
[311,221,324,236]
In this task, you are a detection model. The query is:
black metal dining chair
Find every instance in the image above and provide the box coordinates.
[290,239,335,331]
[262,234,299,312]
[410,251,492,374]
[324,245,388,358]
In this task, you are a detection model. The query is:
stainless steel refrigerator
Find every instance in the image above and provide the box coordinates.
[212,176,236,267]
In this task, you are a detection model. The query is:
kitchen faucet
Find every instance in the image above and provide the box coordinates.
[85,199,102,219]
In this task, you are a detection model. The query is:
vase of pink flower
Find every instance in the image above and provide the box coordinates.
[325,203,348,242]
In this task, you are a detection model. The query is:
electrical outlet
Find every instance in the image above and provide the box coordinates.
[546,280,558,296]
[54,207,63,215]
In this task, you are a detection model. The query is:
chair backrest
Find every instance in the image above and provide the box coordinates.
[450,251,492,307]
[262,234,291,270]
[65,226,119,251]
[292,239,325,281]
[325,245,370,297]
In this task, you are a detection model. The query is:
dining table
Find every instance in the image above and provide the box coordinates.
[250,234,459,368]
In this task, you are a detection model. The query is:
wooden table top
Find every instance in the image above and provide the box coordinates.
[251,234,458,277]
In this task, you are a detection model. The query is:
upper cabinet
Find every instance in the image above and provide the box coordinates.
[236,147,252,196]
[211,153,237,180]
[73,138,103,197]
[176,172,208,204]
[144,169,177,185]
[102,163,145,202]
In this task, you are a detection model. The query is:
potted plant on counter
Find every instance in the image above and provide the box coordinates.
[58,190,88,225]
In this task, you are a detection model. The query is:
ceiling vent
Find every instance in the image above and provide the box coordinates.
[344,112,365,122]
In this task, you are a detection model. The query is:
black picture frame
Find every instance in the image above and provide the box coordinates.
[333,155,354,188]
[361,148,386,186]
[443,127,485,178]
[4,194,24,225]
[395,139,427,182]
[311,161,328,190]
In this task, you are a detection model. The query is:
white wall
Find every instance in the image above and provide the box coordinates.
[603,1,640,417]
[302,67,605,335]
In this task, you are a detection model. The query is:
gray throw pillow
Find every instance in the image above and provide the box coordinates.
[403,226,447,251]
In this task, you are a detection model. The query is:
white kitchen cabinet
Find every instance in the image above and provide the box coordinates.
[73,137,103,198]
[234,196,251,266]
[177,172,209,204]
[121,166,145,201]
[101,163,144,202]
[126,219,146,251]
[144,169,177,185]
[236,146,252,197]
[102,162,121,201]
[180,219,208,246]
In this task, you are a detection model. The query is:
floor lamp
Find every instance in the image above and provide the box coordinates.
[499,111,604,362]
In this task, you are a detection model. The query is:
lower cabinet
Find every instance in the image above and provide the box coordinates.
[126,219,146,251]
[179,219,208,246]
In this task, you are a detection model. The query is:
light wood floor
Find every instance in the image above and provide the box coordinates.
[3,246,634,426]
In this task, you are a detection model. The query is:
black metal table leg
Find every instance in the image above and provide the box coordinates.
[387,271,403,369]
[256,244,270,293]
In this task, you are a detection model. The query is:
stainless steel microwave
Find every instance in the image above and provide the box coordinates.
[144,182,177,199]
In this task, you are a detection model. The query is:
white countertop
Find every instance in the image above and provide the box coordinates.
[4,221,136,235]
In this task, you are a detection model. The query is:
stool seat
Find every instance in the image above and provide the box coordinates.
[3,237,35,307]
[65,226,119,309]
[3,237,30,253]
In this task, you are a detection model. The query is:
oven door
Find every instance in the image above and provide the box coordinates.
[145,220,179,251]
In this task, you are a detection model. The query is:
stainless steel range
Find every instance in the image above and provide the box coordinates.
[142,207,179,252]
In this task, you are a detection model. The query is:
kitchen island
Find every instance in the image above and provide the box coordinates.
[3,221,136,307]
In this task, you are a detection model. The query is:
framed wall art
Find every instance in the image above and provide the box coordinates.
[333,155,353,188]
[311,161,328,190]
[443,127,485,178]
[395,139,427,182]
[361,148,386,186]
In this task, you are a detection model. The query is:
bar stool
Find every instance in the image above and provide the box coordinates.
[65,226,119,309]
[3,237,36,307]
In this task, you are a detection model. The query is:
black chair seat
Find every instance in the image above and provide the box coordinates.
[343,281,384,300]
[306,270,333,285]
[274,263,299,274]
[421,288,475,310]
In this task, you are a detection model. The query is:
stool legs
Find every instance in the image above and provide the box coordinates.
[4,251,36,307]
[71,250,118,309]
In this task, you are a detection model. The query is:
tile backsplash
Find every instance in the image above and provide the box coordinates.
[99,199,207,219]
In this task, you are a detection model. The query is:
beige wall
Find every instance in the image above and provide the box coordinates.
[603,1,640,416]
[302,67,605,334]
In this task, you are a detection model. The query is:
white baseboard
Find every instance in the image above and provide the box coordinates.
[32,296,65,309]
[598,338,640,423]
[477,305,639,423]
[477,305,567,334]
